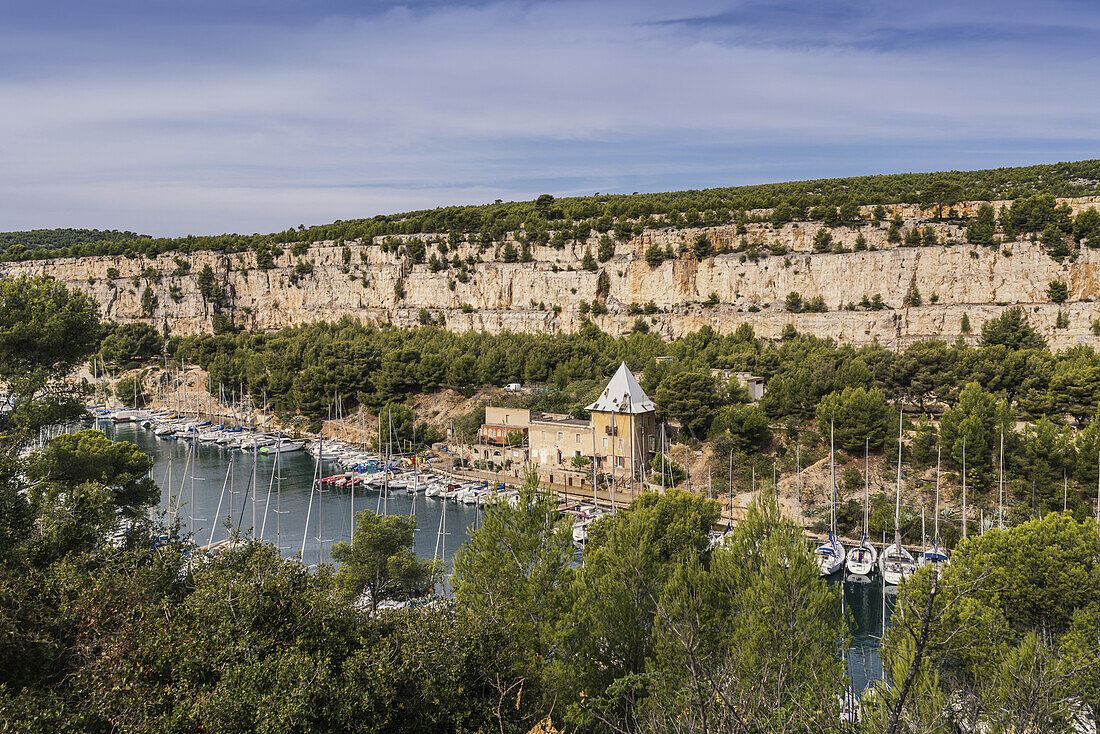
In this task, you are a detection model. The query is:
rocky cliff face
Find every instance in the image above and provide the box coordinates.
[7,197,1100,349]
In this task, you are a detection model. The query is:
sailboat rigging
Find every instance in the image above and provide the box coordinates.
[814,419,846,575]
[879,409,917,586]
[845,437,877,577]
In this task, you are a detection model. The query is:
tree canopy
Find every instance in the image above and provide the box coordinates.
[0,276,100,432]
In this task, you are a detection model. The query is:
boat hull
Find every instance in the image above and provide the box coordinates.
[879,544,917,586]
[814,540,846,576]
[845,541,878,576]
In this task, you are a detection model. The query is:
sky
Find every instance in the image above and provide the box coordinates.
[1,0,1098,236]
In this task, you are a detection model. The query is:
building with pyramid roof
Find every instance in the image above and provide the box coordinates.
[585,362,656,482]
[470,362,657,493]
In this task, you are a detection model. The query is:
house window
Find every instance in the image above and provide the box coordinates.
[648,435,655,451]
[557,431,563,441]
[603,437,608,448]
[618,438,623,450]
[541,431,546,440]
[575,433,581,443]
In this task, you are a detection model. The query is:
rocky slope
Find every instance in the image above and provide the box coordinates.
[8,196,1100,349]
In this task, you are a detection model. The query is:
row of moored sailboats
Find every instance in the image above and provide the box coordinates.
[816,412,949,585]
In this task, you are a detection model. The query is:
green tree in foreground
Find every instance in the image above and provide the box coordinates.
[644,497,847,732]
[867,512,1100,733]
[551,488,721,729]
[0,275,100,432]
[331,511,440,611]
[27,429,157,514]
[452,471,573,715]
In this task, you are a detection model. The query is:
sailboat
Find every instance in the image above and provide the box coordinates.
[880,409,917,586]
[845,437,878,577]
[814,420,846,576]
[919,446,950,570]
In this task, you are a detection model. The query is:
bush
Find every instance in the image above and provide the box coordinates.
[804,296,827,313]
[645,244,665,268]
[692,233,712,259]
[582,248,597,271]
[597,235,615,262]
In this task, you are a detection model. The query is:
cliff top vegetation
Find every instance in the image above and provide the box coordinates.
[3,159,1099,262]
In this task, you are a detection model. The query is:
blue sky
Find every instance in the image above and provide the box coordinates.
[1,0,1097,236]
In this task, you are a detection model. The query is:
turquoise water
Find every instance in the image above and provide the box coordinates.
[101,419,889,691]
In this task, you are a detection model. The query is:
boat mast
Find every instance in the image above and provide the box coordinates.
[276,437,282,551]
[349,425,355,536]
[921,504,926,555]
[300,430,319,560]
[208,459,232,546]
[894,408,903,551]
[251,441,258,534]
[318,410,327,568]
[962,437,967,540]
[609,409,615,509]
[864,437,869,542]
[934,446,941,549]
[830,418,836,541]
[728,449,733,529]
[376,412,383,515]
[998,428,1004,530]
[591,424,598,505]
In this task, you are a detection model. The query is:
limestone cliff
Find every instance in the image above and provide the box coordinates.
[7,196,1100,350]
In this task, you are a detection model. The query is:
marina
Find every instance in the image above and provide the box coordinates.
[94,409,896,693]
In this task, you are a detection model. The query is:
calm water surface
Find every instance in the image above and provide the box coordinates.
[100,421,480,572]
[102,420,890,691]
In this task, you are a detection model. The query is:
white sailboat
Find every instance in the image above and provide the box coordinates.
[880,409,917,586]
[919,447,950,570]
[846,437,878,577]
[814,420,846,576]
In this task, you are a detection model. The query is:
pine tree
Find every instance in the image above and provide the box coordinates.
[582,248,597,271]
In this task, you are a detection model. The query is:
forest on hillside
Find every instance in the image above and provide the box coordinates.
[95,302,1100,522]
[3,159,1099,262]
